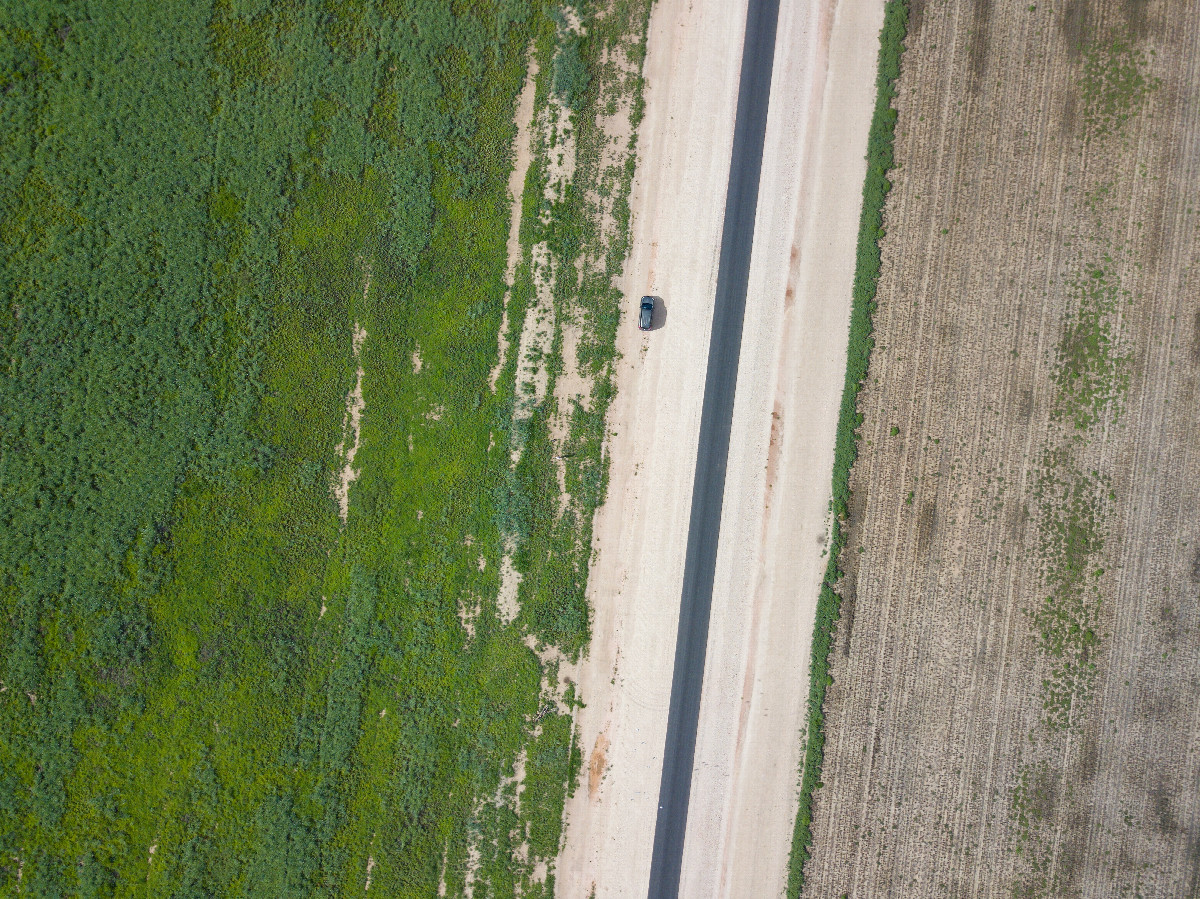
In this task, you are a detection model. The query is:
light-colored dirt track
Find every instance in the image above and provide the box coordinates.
[681,0,885,895]
[803,1,1200,897]
[555,0,748,894]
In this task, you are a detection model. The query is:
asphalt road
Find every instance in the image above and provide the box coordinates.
[645,0,782,896]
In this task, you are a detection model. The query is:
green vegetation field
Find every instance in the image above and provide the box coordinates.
[0,0,647,893]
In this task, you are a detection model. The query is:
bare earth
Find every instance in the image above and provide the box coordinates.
[803,1,1200,896]
[556,0,885,895]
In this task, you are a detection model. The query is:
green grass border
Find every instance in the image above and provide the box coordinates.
[785,1,909,895]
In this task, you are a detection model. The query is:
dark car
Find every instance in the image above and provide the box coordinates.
[638,295,655,331]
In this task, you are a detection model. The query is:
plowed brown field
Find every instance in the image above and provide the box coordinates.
[802,1,1200,897]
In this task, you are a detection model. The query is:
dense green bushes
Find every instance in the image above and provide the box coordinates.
[786,2,909,896]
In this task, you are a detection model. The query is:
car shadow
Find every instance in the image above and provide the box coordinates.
[647,296,667,331]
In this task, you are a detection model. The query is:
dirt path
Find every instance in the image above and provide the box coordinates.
[334,318,368,524]
[556,0,885,895]
[554,0,749,893]
[489,56,539,394]
[680,0,885,895]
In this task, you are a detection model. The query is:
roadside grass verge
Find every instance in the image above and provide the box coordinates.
[507,0,652,663]
[786,1,909,894]
[465,4,653,888]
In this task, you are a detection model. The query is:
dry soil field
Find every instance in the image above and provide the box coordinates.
[802,0,1200,896]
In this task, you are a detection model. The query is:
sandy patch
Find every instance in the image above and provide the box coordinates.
[511,243,558,438]
[525,634,579,718]
[530,860,549,887]
[680,0,886,895]
[590,43,639,247]
[501,42,590,620]
[496,541,523,625]
[511,63,584,447]
[549,323,590,511]
[437,846,449,897]
[490,54,540,394]
[461,839,482,899]
[545,27,645,513]
[458,596,481,641]
[462,749,529,899]
[588,731,610,800]
[333,318,368,525]
[512,21,595,451]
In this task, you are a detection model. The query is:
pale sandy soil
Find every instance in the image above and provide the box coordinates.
[555,0,748,893]
[489,58,539,394]
[512,69,579,445]
[334,318,368,524]
[556,0,885,895]
[681,1,885,895]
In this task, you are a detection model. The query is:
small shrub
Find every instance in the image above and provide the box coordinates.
[553,34,590,111]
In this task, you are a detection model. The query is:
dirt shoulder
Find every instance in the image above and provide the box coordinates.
[679,0,886,895]
[556,0,887,894]
[554,0,749,894]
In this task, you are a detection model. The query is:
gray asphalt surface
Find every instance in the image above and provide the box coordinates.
[645,0,782,896]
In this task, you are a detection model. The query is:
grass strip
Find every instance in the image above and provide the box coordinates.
[785,1,909,894]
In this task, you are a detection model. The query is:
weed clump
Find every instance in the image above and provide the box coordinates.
[550,6,591,111]
[1080,33,1160,138]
